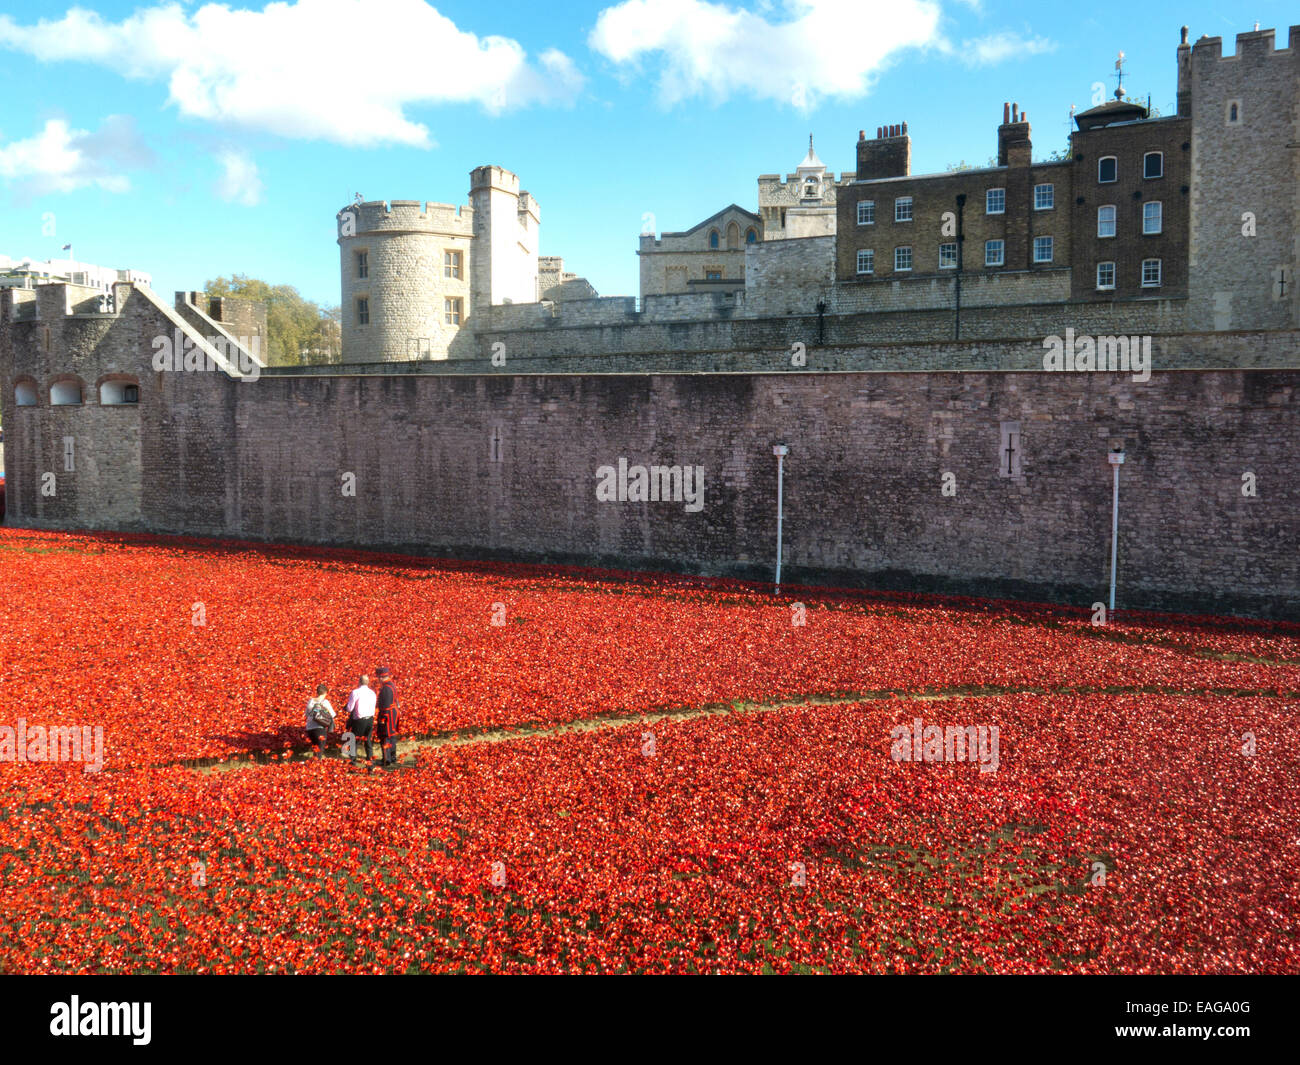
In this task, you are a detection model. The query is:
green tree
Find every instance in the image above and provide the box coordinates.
[203,274,339,366]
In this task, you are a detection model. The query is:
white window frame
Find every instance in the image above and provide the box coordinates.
[985,240,1005,267]
[894,197,913,223]
[1033,184,1054,210]
[1142,201,1163,235]
[1097,205,1117,239]
[856,249,874,275]
[1098,156,1118,184]
[1096,262,1116,291]
[1032,236,1053,264]
[857,200,875,225]
[938,243,957,269]
[894,246,912,272]
[1143,152,1163,179]
[1141,259,1162,288]
[985,188,1006,215]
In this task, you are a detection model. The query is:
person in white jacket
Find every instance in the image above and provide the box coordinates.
[344,675,377,763]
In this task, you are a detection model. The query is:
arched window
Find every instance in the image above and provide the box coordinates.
[746,228,757,244]
[726,222,740,250]
[14,378,38,406]
[50,377,84,406]
[708,229,720,249]
[99,377,140,405]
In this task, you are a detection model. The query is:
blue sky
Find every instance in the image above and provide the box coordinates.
[0,0,1292,306]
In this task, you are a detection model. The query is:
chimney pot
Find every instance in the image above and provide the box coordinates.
[1003,102,1010,123]
[902,121,908,134]
[859,129,865,139]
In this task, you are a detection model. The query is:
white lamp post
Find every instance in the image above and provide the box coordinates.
[773,444,789,594]
[1107,448,1125,612]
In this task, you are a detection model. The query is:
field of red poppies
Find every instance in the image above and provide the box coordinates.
[0,527,1297,973]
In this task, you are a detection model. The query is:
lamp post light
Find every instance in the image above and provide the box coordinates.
[773,444,789,594]
[1107,448,1125,612]
[953,193,966,340]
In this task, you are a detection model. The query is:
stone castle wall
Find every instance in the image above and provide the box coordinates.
[1187,27,1300,331]
[3,284,1297,618]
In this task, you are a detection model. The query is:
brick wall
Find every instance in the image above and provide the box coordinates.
[4,285,1297,617]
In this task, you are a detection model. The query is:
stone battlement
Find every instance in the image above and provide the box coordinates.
[1189,24,1300,62]
[336,199,474,237]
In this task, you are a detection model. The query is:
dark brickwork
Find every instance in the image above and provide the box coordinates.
[1069,115,1191,301]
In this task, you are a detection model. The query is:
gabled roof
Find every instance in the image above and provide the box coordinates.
[660,203,762,238]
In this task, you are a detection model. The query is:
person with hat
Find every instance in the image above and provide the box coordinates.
[374,666,400,766]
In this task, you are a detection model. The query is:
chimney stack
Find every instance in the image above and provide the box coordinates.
[997,102,1032,167]
[856,122,911,181]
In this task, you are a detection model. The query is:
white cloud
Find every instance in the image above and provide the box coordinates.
[0,116,147,194]
[214,149,263,206]
[957,31,1056,67]
[0,1,585,148]
[588,0,944,108]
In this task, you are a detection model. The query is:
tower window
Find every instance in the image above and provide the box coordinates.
[1226,100,1242,125]
[444,250,462,279]
[356,251,368,279]
[745,228,757,244]
[99,379,140,405]
[444,297,463,325]
[50,379,83,406]
[1143,152,1163,179]
[14,379,37,406]
[1098,156,1117,183]
[1142,201,1163,235]
[1000,422,1021,477]
[708,229,720,249]
[356,297,369,326]
[1097,205,1116,238]
[705,270,722,281]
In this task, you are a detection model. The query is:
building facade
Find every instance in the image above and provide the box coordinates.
[757,136,853,240]
[638,205,761,298]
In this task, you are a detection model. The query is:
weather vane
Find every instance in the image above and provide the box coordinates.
[1115,51,1127,99]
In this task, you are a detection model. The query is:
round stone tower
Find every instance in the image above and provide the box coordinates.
[336,198,474,362]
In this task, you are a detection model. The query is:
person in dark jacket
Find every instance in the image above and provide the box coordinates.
[374,666,399,766]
